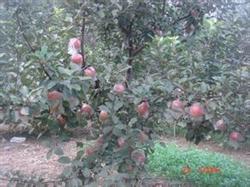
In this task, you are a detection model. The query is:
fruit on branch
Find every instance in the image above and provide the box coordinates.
[113,83,125,94]
[131,149,146,166]
[68,38,81,55]
[229,131,243,142]
[69,38,81,49]
[80,103,93,117]
[56,114,66,127]
[171,99,184,112]
[99,111,108,122]
[84,66,96,78]
[189,102,204,117]
[213,119,226,131]
[137,100,149,119]
[71,54,83,65]
[84,146,95,157]
[117,137,126,148]
[47,90,63,101]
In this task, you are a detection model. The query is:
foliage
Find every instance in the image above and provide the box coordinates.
[0,0,249,185]
[147,143,250,187]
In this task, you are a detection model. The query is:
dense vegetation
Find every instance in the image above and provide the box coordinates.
[147,143,250,187]
[0,0,249,186]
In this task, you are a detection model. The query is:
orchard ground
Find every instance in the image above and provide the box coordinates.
[0,127,250,186]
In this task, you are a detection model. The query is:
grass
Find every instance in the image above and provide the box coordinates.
[146,143,250,187]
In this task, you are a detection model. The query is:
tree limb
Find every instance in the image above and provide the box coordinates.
[15,7,52,80]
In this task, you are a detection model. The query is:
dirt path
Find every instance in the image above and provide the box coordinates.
[0,135,249,186]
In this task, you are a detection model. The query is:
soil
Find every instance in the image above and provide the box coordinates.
[0,131,250,186]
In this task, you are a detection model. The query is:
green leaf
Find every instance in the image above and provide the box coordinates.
[114,101,123,112]
[58,156,71,164]
[103,126,113,135]
[58,67,73,76]
[54,147,64,156]
[62,166,73,178]
[128,118,137,127]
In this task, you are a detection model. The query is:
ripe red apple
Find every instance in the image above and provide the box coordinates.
[84,66,96,78]
[189,103,204,117]
[171,99,184,112]
[131,149,146,166]
[137,101,149,119]
[80,103,93,117]
[113,83,125,94]
[57,114,66,127]
[85,146,95,157]
[117,137,126,147]
[47,90,62,101]
[214,119,226,131]
[99,111,108,122]
[229,131,243,142]
[69,38,81,49]
[71,54,83,65]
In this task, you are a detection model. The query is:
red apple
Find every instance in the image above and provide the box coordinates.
[117,137,126,147]
[137,101,149,119]
[69,38,81,49]
[57,114,66,127]
[189,103,204,117]
[214,119,226,131]
[47,90,62,101]
[99,111,108,122]
[171,99,184,112]
[84,66,96,78]
[229,131,243,142]
[80,103,93,117]
[71,54,83,65]
[85,146,95,157]
[113,83,125,94]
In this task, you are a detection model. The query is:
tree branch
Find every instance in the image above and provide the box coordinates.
[125,20,134,82]
[81,15,86,68]
[15,8,52,80]
[170,14,190,26]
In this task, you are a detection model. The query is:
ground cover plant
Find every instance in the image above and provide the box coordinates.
[147,143,250,187]
[0,0,249,186]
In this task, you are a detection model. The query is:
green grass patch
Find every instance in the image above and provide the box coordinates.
[146,143,250,187]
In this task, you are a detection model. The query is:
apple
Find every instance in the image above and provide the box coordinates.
[80,103,93,117]
[47,90,62,101]
[57,114,66,127]
[214,119,226,131]
[113,83,125,94]
[229,131,243,142]
[85,146,95,157]
[189,103,204,117]
[137,100,149,119]
[99,111,108,122]
[117,137,126,147]
[69,38,81,49]
[71,54,83,65]
[171,99,184,112]
[84,66,96,78]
